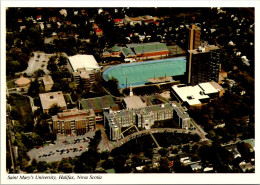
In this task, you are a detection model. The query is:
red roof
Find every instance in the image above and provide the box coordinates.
[154,22,159,25]
[114,19,123,23]
[95,28,103,32]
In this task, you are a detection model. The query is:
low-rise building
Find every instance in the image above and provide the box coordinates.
[103,42,169,61]
[239,161,254,172]
[123,96,147,109]
[123,16,142,26]
[68,54,100,72]
[52,109,96,136]
[113,18,124,26]
[42,75,54,91]
[68,55,100,87]
[73,68,96,87]
[171,81,224,107]
[125,42,169,60]
[95,28,103,36]
[39,91,67,113]
[15,73,31,92]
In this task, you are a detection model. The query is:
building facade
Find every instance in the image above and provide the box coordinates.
[188,24,201,50]
[104,102,194,140]
[187,43,221,85]
[52,109,96,136]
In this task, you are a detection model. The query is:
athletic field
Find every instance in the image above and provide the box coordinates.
[103,57,186,88]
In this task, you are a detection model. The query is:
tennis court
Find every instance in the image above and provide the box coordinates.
[103,57,186,88]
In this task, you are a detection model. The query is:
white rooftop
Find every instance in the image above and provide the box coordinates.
[172,84,210,106]
[199,82,219,94]
[68,55,100,72]
[172,82,223,106]
[123,96,146,109]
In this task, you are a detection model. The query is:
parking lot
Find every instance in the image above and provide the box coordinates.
[28,132,95,163]
[23,51,54,76]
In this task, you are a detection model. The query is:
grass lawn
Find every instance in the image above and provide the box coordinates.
[121,126,138,137]
[152,119,180,129]
[9,94,33,127]
[7,80,16,89]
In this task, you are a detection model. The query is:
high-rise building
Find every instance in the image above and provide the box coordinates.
[186,43,221,85]
[188,24,201,50]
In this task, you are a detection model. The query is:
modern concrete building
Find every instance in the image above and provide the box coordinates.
[171,82,224,107]
[73,68,96,87]
[188,24,201,50]
[104,101,194,140]
[68,55,101,72]
[39,91,67,113]
[187,43,221,85]
[52,108,96,135]
[68,55,100,87]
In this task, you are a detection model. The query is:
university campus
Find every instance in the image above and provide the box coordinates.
[4,7,255,175]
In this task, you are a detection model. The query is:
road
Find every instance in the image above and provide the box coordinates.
[111,127,205,151]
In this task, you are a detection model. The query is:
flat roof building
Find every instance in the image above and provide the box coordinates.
[42,75,54,91]
[39,91,67,113]
[171,82,224,106]
[80,95,116,113]
[68,55,100,72]
[52,108,96,136]
[123,96,147,109]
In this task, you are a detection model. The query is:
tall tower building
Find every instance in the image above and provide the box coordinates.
[188,24,201,50]
[186,43,221,85]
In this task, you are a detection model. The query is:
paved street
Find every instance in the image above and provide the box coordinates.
[28,132,95,163]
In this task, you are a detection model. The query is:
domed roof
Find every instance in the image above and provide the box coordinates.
[15,76,31,86]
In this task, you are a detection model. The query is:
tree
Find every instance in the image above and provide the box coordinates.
[10,108,20,120]
[59,163,73,173]
[48,103,62,116]
[25,165,35,173]
[37,161,48,172]
[158,148,168,157]
[34,69,45,77]
[28,78,41,97]
[101,159,114,170]
[58,56,68,66]
[106,77,120,96]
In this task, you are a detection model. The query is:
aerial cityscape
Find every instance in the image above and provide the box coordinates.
[5,7,255,174]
